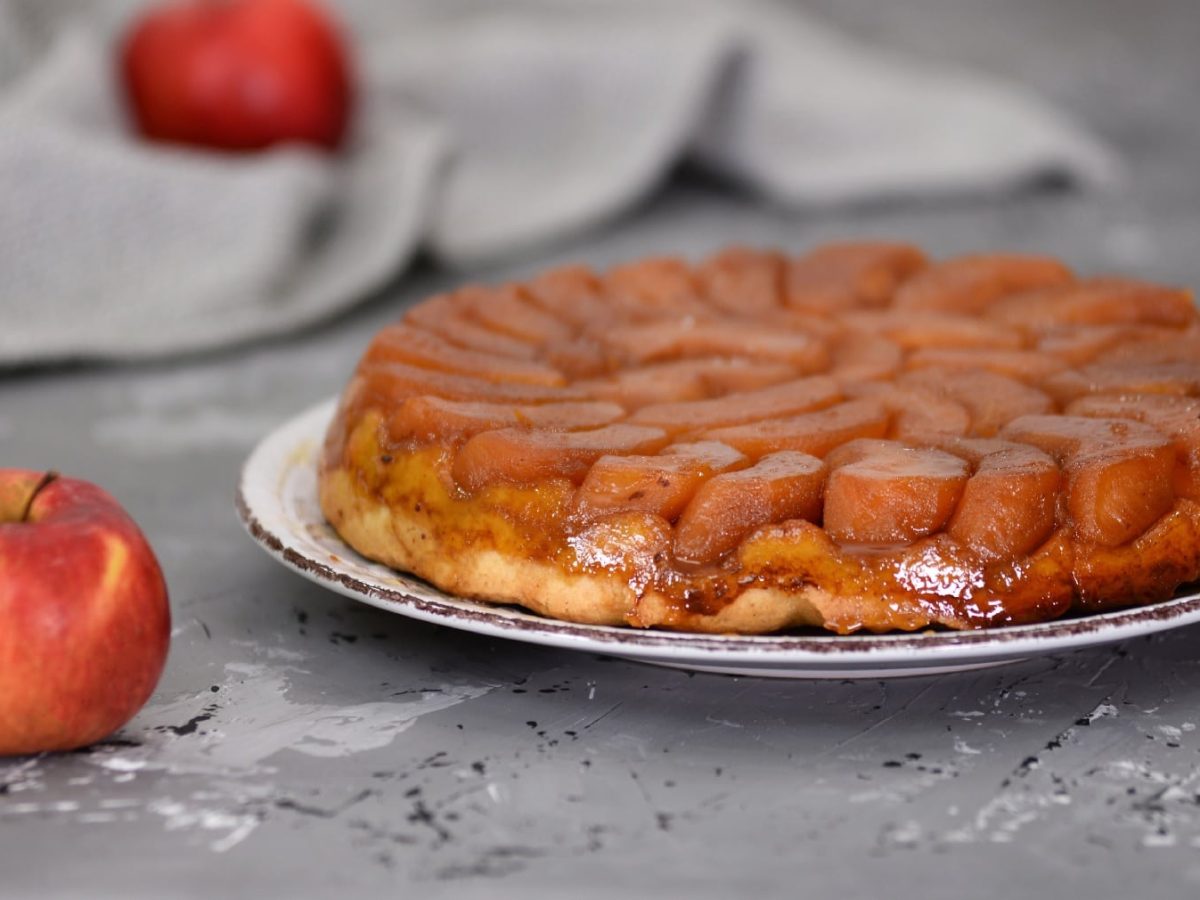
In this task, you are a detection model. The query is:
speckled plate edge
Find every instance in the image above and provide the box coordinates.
[235,399,1200,679]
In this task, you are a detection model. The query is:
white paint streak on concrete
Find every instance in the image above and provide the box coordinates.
[76,812,120,825]
[850,757,963,807]
[0,643,494,856]
[941,703,1200,849]
[109,353,340,416]
[116,368,236,412]
[1094,758,1200,848]
[943,793,1052,845]
[147,798,262,854]
[939,704,1118,845]
[132,663,492,770]
[0,757,44,795]
[1142,831,1178,848]
[878,819,922,849]
[92,408,285,456]
[97,757,147,774]
[1083,702,1119,723]
[98,798,141,810]
[704,716,743,729]
[90,654,493,851]
[230,639,307,662]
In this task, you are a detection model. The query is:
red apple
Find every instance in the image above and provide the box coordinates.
[0,470,170,755]
[119,0,354,152]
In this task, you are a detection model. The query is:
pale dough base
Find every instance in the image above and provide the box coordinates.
[320,467,845,635]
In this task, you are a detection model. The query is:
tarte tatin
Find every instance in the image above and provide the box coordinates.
[319,244,1200,634]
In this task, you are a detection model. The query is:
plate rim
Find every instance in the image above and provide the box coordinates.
[235,398,1200,667]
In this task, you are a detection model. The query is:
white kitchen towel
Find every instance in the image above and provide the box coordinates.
[0,0,1117,365]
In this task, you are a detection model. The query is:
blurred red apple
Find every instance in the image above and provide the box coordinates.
[120,0,354,152]
[0,471,170,755]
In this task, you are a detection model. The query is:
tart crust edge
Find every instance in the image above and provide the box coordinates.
[317,463,864,635]
[319,420,1200,635]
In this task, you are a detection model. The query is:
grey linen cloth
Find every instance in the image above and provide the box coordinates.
[0,0,1117,365]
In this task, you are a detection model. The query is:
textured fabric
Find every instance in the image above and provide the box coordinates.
[0,0,1118,365]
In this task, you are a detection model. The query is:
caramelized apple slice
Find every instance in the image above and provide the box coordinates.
[577,360,712,408]
[629,376,841,436]
[822,437,896,470]
[764,309,846,342]
[387,397,625,444]
[1041,360,1200,405]
[362,325,565,386]
[1108,331,1200,365]
[661,441,749,467]
[1001,415,1176,546]
[1072,500,1200,613]
[521,265,615,329]
[894,253,1073,313]
[697,360,799,394]
[843,381,970,439]
[989,277,1197,329]
[453,285,575,344]
[929,437,1060,558]
[1035,325,1147,366]
[697,247,784,314]
[403,295,539,359]
[905,348,1068,384]
[604,320,830,371]
[542,337,612,380]
[898,369,1054,437]
[579,358,799,401]
[579,358,799,409]
[1067,394,1200,499]
[570,441,746,522]
[359,362,584,405]
[603,258,706,316]
[674,451,827,565]
[704,399,890,459]
[845,311,1025,351]
[784,242,927,311]
[453,424,668,492]
[828,331,903,382]
[822,440,969,545]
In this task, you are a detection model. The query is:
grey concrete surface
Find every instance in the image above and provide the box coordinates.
[3,0,1200,896]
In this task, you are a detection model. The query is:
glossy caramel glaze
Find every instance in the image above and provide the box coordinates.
[320,244,1200,634]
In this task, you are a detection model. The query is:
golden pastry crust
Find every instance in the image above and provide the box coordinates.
[320,245,1200,634]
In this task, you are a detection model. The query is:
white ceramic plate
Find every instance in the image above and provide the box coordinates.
[236,399,1200,679]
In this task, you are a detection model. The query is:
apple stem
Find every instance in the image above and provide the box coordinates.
[21,471,58,523]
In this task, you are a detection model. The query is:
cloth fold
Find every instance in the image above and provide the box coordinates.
[0,0,1118,365]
